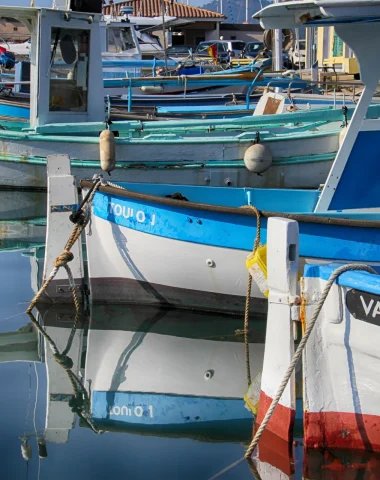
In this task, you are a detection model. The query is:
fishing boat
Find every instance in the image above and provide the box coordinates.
[80,178,380,313]
[0,3,374,189]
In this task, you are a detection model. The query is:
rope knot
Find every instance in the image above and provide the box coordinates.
[53,353,74,369]
[54,250,74,268]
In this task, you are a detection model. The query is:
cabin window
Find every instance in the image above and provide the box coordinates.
[49,27,90,112]
[107,27,136,53]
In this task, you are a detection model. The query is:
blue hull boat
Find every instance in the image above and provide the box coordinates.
[82,180,380,314]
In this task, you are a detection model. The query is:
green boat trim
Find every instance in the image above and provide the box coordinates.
[0,151,336,168]
[28,104,368,135]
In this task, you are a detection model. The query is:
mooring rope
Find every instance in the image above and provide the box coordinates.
[209,262,377,480]
[242,205,261,388]
[26,179,103,435]
[245,263,378,458]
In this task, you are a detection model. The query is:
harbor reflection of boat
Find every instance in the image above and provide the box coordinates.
[4,303,380,477]
[0,190,46,220]
[86,305,265,441]
[0,190,46,252]
[0,220,45,252]
[33,304,265,443]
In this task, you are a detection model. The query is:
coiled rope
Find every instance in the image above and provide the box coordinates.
[245,263,377,458]
[26,179,103,435]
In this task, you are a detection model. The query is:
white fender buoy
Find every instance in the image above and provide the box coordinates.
[244,143,273,173]
[99,129,116,174]
[21,441,32,461]
[140,86,164,94]
[339,126,347,146]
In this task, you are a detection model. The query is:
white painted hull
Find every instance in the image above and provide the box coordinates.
[87,215,267,313]
[0,132,337,188]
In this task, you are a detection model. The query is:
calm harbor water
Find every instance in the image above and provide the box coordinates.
[0,191,378,480]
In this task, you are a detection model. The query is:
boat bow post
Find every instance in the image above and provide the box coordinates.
[42,154,84,302]
[254,217,299,445]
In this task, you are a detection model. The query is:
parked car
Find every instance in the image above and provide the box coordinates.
[166,45,191,58]
[288,40,306,68]
[221,40,246,58]
[241,41,265,59]
[243,43,292,69]
[195,41,230,63]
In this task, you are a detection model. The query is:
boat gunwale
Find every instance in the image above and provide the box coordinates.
[81,180,380,228]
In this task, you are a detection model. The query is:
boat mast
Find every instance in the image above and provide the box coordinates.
[273,0,282,71]
[161,0,169,75]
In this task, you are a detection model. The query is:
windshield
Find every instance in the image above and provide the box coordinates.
[107,27,136,53]
[168,46,189,53]
[231,41,245,50]
[246,43,264,53]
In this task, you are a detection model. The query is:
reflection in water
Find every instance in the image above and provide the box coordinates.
[1,193,380,479]
[1,301,265,479]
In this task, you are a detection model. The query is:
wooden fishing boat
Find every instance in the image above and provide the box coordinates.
[81,179,380,313]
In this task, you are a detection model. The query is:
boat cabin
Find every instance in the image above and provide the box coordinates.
[1,4,106,128]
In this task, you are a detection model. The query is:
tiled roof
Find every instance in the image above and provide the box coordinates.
[103,1,225,19]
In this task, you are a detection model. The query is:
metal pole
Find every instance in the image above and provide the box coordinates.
[220,0,223,15]
[295,28,301,73]
[274,30,282,71]
[161,0,168,75]
[245,0,248,23]
[273,0,282,72]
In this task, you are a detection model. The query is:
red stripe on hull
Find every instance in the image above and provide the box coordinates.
[256,390,295,443]
[305,411,380,452]
[252,427,295,476]
[304,448,380,479]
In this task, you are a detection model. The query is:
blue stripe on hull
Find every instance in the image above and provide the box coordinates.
[304,263,380,293]
[92,191,380,263]
[92,391,251,426]
[0,102,29,120]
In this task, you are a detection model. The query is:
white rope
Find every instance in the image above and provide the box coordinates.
[106,180,125,189]
[245,263,378,458]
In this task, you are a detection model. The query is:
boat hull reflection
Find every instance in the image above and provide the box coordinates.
[86,305,266,441]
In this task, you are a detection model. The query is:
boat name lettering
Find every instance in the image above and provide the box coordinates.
[346,289,380,326]
[109,404,154,418]
[109,202,156,226]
